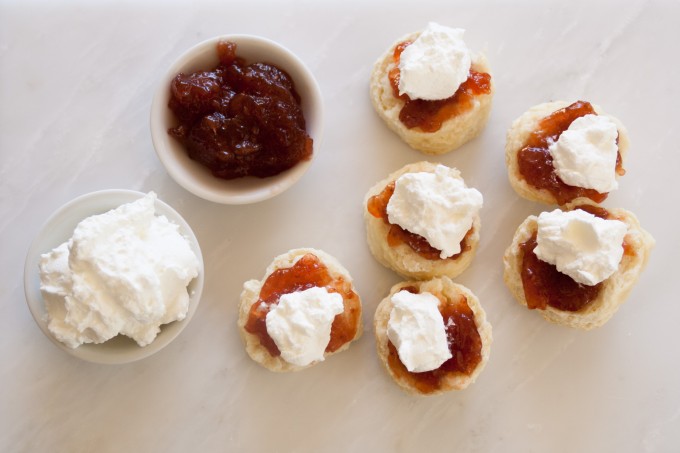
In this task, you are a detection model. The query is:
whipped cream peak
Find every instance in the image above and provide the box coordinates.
[398,22,471,101]
[39,192,200,348]
[534,209,627,286]
[386,164,483,259]
[265,286,344,367]
[549,114,619,193]
[387,290,451,373]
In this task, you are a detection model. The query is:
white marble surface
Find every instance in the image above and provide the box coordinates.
[2,1,679,451]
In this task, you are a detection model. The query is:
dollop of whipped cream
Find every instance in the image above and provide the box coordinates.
[265,286,344,367]
[398,22,471,101]
[549,114,619,193]
[387,290,451,372]
[386,165,483,259]
[534,209,627,286]
[39,192,200,348]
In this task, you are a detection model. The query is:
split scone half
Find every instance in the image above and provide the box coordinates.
[364,161,482,280]
[503,201,654,329]
[374,277,492,395]
[505,100,629,206]
[238,248,362,372]
[369,23,494,155]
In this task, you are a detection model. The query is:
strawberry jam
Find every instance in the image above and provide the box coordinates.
[387,288,483,394]
[388,41,491,132]
[168,41,312,179]
[516,101,624,205]
[367,181,471,260]
[519,206,632,311]
[244,254,360,357]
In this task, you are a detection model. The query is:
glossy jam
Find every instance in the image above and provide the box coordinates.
[168,41,313,179]
[517,100,625,205]
[388,41,492,132]
[387,291,483,394]
[520,233,602,311]
[520,206,633,311]
[244,254,360,357]
[367,181,471,260]
[575,203,610,220]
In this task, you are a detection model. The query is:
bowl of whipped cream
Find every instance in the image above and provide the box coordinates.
[24,190,204,364]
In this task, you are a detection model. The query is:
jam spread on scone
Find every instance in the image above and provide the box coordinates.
[388,41,491,132]
[168,41,313,179]
[517,101,625,205]
[367,181,472,261]
[244,254,360,356]
[387,287,482,394]
[520,232,602,311]
[519,206,634,311]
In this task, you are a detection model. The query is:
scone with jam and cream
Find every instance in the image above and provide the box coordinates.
[505,100,629,206]
[370,22,494,155]
[374,277,492,395]
[364,162,482,280]
[238,248,362,372]
[503,201,654,329]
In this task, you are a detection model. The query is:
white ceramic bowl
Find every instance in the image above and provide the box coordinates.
[150,35,323,204]
[23,190,204,365]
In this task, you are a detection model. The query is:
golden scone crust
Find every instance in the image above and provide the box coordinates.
[374,277,492,395]
[363,161,481,280]
[238,248,363,372]
[503,201,654,329]
[369,31,494,155]
[505,101,630,205]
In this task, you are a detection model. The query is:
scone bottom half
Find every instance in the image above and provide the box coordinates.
[505,100,629,207]
[369,30,494,155]
[374,277,492,396]
[363,161,481,281]
[502,202,654,330]
[237,248,363,372]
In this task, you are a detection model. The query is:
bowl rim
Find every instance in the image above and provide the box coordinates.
[23,189,205,365]
[150,34,323,205]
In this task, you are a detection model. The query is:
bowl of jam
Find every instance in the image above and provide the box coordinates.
[151,35,323,204]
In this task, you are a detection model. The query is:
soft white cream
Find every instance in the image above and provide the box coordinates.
[534,209,627,286]
[265,286,344,367]
[39,192,200,348]
[398,22,471,101]
[387,290,451,373]
[549,114,619,193]
[386,165,483,259]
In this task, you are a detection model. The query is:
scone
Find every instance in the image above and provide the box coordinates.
[238,248,362,372]
[364,161,482,280]
[370,22,494,155]
[374,277,492,395]
[503,201,654,329]
[505,100,629,206]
